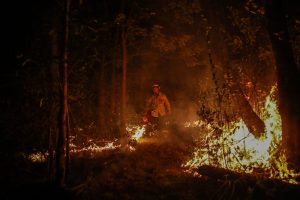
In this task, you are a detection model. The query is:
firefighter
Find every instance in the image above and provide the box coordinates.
[144,84,171,131]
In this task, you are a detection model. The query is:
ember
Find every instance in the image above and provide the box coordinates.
[70,139,120,156]
[26,152,47,163]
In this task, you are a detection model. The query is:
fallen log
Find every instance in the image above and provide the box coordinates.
[197,165,256,181]
[197,165,300,186]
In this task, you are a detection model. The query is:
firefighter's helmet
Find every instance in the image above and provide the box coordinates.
[152,84,160,89]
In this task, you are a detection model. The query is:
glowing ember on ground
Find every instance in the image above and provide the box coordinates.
[27,124,146,162]
[183,86,300,184]
[70,139,120,155]
[27,152,48,163]
[184,120,206,128]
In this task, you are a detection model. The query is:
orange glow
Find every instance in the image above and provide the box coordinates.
[70,139,120,156]
[183,86,300,184]
[127,124,146,142]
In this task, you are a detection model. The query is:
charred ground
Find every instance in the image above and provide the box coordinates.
[2,127,300,200]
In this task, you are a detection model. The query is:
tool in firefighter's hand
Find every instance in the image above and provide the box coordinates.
[143,110,152,123]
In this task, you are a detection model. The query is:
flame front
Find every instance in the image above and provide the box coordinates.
[184,86,299,184]
[70,140,120,155]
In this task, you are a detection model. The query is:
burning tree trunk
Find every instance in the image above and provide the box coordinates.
[264,0,300,168]
[200,1,265,137]
[227,64,265,137]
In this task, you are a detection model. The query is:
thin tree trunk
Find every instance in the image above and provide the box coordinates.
[55,0,70,186]
[111,29,119,116]
[48,127,55,181]
[120,24,127,140]
[110,28,120,138]
[48,1,61,183]
[66,106,71,181]
[111,58,117,115]
[99,56,107,138]
[264,0,300,168]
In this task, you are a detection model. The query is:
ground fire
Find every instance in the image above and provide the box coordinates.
[4,0,300,199]
[183,86,299,184]
[26,87,299,187]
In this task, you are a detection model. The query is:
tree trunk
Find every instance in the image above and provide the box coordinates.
[227,64,265,137]
[48,36,59,181]
[264,0,300,168]
[111,56,117,116]
[48,0,62,183]
[98,57,107,138]
[65,106,71,181]
[111,29,120,117]
[55,0,70,186]
[201,0,265,136]
[110,28,121,138]
[120,24,127,141]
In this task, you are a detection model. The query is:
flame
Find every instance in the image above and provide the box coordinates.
[28,124,146,160]
[184,120,207,128]
[26,122,147,162]
[132,125,146,141]
[184,86,299,184]
[127,124,146,142]
[70,139,120,156]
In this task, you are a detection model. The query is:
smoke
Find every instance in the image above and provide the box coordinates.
[126,44,209,130]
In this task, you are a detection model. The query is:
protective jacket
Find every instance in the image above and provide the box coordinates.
[146,92,171,117]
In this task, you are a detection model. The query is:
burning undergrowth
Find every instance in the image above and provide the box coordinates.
[183,86,300,184]
[70,138,121,157]
[25,86,299,190]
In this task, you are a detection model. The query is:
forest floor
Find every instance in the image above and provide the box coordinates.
[1,125,300,200]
